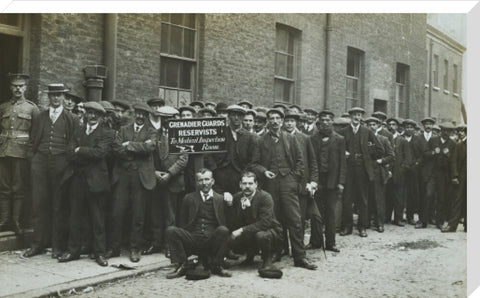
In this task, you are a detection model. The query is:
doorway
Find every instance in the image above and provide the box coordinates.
[0,33,22,103]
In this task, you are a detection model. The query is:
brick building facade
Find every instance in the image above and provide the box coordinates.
[0,13,463,122]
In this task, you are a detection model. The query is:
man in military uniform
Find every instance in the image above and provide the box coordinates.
[0,73,39,234]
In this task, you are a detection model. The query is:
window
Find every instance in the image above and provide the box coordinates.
[345,47,364,110]
[0,14,21,27]
[453,64,458,94]
[274,24,300,104]
[443,59,449,90]
[373,99,387,114]
[159,14,197,107]
[395,63,409,118]
[433,54,439,87]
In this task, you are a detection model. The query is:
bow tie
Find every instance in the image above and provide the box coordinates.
[240,197,252,210]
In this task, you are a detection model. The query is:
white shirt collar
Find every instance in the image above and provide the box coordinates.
[49,105,63,115]
[307,123,315,131]
[86,123,99,134]
[441,137,447,143]
[134,123,144,132]
[405,135,412,142]
[424,131,432,141]
[149,118,161,130]
[200,189,214,202]
[393,132,399,139]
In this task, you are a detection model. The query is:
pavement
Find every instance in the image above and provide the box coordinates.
[0,248,172,298]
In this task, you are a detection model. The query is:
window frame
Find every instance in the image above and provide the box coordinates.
[395,63,410,118]
[345,46,364,111]
[443,59,449,91]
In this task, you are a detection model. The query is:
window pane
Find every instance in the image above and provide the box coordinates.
[179,90,192,106]
[347,52,357,77]
[170,26,183,56]
[165,89,179,107]
[287,31,294,54]
[346,77,358,99]
[166,59,179,87]
[275,53,288,77]
[180,61,192,89]
[170,14,183,26]
[0,14,20,27]
[274,79,284,102]
[184,14,196,28]
[184,29,195,59]
[287,55,294,78]
[396,66,405,84]
[284,81,293,102]
[276,28,289,52]
[161,23,169,53]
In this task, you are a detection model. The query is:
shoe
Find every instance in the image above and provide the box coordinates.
[392,221,405,227]
[166,263,187,279]
[415,222,427,229]
[211,265,232,277]
[105,249,120,259]
[226,250,240,260]
[294,258,317,270]
[339,227,352,236]
[130,250,141,262]
[51,249,62,259]
[441,225,456,233]
[23,247,43,258]
[96,255,108,267]
[359,229,367,237]
[58,252,80,262]
[142,245,161,255]
[377,226,384,233]
[325,246,340,253]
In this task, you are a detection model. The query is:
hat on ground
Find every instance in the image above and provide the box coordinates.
[238,100,253,109]
[372,111,387,121]
[226,104,247,115]
[402,119,417,127]
[7,73,30,83]
[46,83,70,93]
[386,117,400,125]
[215,102,228,113]
[272,103,288,111]
[333,117,351,125]
[83,101,106,114]
[284,109,300,120]
[289,104,303,112]
[245,109,257,117]
[147,97,165,106]
[99,101,116,112]
[266,108,285,119]
[303,108,319,115]
[66,92,85,104]
[189,101,204,108]
[199,107,217,117]
[421,117,435,125]
[132,102,153,114]
[318,110,335,118]
[258,267,283,279]
[157,106,179,117]
[348,107,365,115]
[365,116,381,124]
[185,268,211,281]
[178,105,196,114]
[111,100,131,110]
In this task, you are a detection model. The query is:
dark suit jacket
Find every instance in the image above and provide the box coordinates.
[179,190,227,232]
[292,130,318,195]
[375,134,395,185]
[157,133,188,193]
[453,138,466,181]
[31,108,77,155]
[403,135,422,170]
[310,131,347,189]
[228,189,282,235]
[302,124,318,136]
[390,135,408,185]
[418,134,437,181]
[256,130,304,181]
[209,127,260,173]
[340,124,384,181]
[377,127,394,145]
[62,124,114,193]
[111,123,157,190]
[435,137,458,179]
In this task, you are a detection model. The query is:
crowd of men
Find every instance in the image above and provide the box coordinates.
[0,73,467,279]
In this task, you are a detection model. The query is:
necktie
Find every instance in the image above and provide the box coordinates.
[241,197,251,210]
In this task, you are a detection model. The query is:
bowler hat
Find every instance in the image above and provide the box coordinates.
[83,101,106,114]
[348,107,365,115]
[46,83,70,93]
[215,102,228,113]
[132,102,153,114]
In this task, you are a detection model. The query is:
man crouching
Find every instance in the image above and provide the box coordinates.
[165,168,231,279]
[228,171,283,272]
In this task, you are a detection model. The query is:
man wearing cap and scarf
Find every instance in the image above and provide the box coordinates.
[256,108,316,270]
[23,83,77,258]
[111,99,132,127]
[58,102,113,266]
[107,102,157,262]
[143,105,188,255]
[254,111,267,137]
[372,111,393,143]
[242,109,256,133]
[209,105,260,195]
[339,107,383,238]
[302,108,319,136]
[309,110,346,252]
[0,73,39,234]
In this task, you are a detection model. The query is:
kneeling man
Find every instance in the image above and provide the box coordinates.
[229,172,283,270]
[165,168,231,278]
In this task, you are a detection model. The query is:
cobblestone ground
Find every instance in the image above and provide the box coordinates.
[71,224,467,298]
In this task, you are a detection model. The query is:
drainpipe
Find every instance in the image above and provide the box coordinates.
[428,39,433,117]
[323,14,332,110]
[104,13,117,101]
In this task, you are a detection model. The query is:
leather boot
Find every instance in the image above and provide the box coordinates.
[12,200,24,235]
[0,199,10,231]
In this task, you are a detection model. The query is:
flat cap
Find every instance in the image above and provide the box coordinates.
[255,111,267,120]
[178,105,196,114]
[365,116,381,124]
[215,102,228,112]
[272,103,288,111]
[439,122,456,130]
[341,112,351,118]
[402,119,417,127]
[111,100,131,110]
[289,104,303,112]
[299,112,307,121]
[46,83,69,93]
[189,101,204,108]
[199,107,217,116]
[266,108,285,118]
[99,101,116,112]
[421,117,436,125]
[83,101,106,114]
[333,117,351,125]
[386,117,400,125]
[318,110,335,118]
[238,100,253,109]
[226,104,247,114]
[255,106,269,114]
[303,108,319,115]
[205,101,217,108]
[147,97,165,106]
[157,106,179,117]
[348,107,366,115]
[372,111,387,120]
[7,73,29,83]
[132,102,153,114]
[284,109,300,120]
[245,109,257,117]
